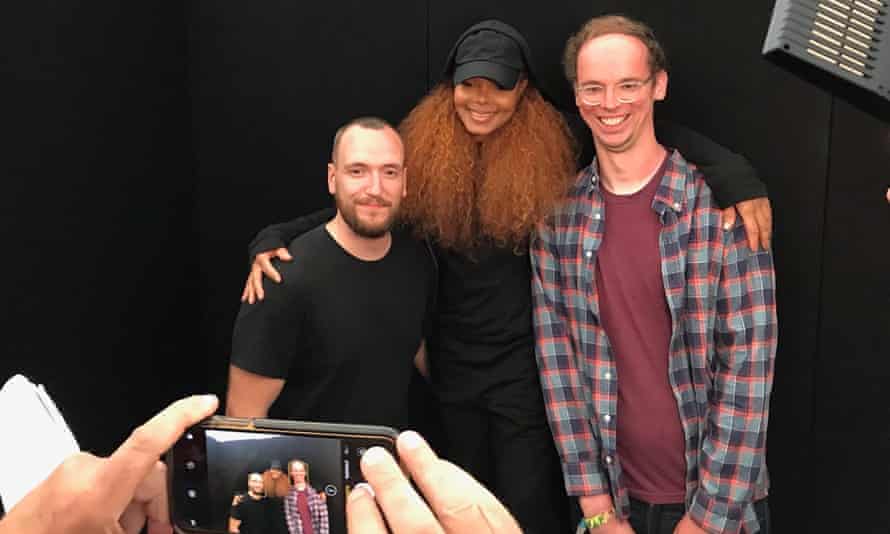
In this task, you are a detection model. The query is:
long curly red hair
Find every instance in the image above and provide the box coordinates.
[398,83,576,252]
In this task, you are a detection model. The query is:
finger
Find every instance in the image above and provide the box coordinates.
[119,501,147,534]
[397,432,519,534]
[146,517,174,534]
[103,395,218,514]
[758,223,772,251]
[259,256,282,284]
[132,462,170,531]
[720,207,736,231]
[276,248,293,262]
[245,275,257,304]
[119,508,173,534]
[360,446,444,534]
[741,209,760,251]
[757,200,773,250]
[346,484,388,534]
[249,268,265,301]
[241,282,249,303]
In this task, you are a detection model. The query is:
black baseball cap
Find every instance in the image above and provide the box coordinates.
[442,20,559,104]
[452,28,525,90]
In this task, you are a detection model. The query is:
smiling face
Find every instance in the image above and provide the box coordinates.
[574,33,667,154]
[328,125,406,238]
[247,473,264,497]
[289,461,307,485]
[453,76,528,140]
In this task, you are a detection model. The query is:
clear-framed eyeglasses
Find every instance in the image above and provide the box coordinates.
[575,76,653,106]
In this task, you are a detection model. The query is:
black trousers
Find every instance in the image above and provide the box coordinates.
[628,496,771,534]
[438,377,572,534]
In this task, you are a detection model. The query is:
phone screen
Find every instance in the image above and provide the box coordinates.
[168,420,396,534]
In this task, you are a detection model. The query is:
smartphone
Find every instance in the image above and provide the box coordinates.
[166,415,398,534]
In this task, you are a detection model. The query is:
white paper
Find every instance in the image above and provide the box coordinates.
[0,374,79,512]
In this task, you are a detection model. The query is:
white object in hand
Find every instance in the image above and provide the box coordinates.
[0,374,79,511]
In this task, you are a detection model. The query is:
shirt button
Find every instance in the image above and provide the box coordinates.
[593,212,602,220]
[604,371,612,380]
[602,414,612,424]
[604,455,613,465]
[585,250,593,259]
[673,202,681,211]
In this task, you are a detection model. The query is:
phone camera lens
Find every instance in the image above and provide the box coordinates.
[186,489,198,499]
[185,460,196,470]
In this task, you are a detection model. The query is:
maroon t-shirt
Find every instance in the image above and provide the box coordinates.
[595,154,687,504]
[296,489,314,534]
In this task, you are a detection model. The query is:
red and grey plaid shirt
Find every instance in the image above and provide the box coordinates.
[284,485,329,534]
[531,150,777,534]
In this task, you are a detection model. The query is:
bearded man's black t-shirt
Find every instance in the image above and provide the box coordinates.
[231,225,435,430]
[230,495,269,534]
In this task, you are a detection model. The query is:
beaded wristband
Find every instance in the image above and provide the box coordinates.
[575,508,615,532]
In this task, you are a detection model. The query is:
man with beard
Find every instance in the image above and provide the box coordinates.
[226,117,435,430]
[230,473,269,534]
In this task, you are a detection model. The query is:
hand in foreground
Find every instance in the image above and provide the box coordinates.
[673,514,708,534]
[0,395,218,534]
[241,248,293,304]
[347,431,521,534]
[720,197,772,251]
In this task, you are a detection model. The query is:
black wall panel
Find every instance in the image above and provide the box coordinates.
[0,1,199,456]
[811,99,890,533]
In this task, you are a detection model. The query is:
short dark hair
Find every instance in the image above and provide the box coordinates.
[331,116,397,162]
[563,15,668,87]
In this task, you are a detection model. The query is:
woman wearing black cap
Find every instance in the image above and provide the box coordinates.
[240,19,770,533]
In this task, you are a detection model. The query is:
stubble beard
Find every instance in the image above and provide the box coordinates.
[336,195,399,238]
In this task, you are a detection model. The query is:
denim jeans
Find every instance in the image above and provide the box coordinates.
[627,496,771,534]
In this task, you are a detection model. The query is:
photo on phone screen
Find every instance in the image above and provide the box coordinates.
[167,417,397,534]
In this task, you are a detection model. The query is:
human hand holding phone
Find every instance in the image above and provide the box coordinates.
[347,431,521,534]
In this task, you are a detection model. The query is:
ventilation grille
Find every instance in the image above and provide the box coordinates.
[764,0,889,100]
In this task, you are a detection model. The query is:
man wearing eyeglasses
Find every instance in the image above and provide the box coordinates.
[531,15,777,534]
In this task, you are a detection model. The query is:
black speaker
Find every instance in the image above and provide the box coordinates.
[763,0,890,101]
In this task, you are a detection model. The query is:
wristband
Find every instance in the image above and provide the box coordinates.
[576,508,615,532]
